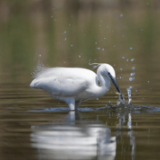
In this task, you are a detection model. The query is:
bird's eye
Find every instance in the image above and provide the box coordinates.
[108,72,111,76]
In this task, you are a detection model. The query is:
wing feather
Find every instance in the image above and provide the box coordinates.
[31,76,88,97]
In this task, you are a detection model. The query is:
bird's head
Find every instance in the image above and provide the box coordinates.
[97,63,124,100]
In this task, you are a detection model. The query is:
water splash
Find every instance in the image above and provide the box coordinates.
[127,87,132,104]
[116,92,125,106]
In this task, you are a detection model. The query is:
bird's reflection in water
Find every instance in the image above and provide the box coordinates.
[30,111,116,160]
[116,112,135,160]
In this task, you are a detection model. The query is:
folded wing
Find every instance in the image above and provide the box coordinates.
[30,76,88,97]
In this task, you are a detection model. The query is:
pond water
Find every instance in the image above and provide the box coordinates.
[0,1,160,160]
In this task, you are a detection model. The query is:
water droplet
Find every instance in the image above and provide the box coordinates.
[95,42,97,44]
[147,3,149,5]
[136,90,138,92]
[141,29,143,31]
[51,16,53,18]
[69,24,71,26]
[113,45,116,47]
[100,20,103,22]
[102,48,104,51]
[120,68,123,71]
[129,86,133,89]
[64,31,67,34]
[148,81,150,83]
[93,65,97,69]
[106,26,109,28]
[64,38,67,41]
[129,77,135,81]
[130,72,135,76]
[39,54,41,57]
[97,47,101,50]
[131,58,135,61]
[79,55,81,58]
[132,66,136,70]
[96,98,99,100]
[122,35,125,37]
[120,13,123,17]
[127,59,129,62]
[104,37,106,39]
[71,44,73,47]
[122,56,125,59]
[113,64,116,66]
[130,47,133,50]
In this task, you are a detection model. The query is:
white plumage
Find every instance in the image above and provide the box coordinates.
[30,63,123,110]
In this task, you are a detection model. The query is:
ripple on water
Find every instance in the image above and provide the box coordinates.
[27,105,160,114]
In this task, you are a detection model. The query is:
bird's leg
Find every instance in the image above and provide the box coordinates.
[67,99,75,110]
[75,101,82,110]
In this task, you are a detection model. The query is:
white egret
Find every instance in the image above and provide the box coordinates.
[30,63,124,110]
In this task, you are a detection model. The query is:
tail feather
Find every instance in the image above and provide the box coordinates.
[30,79,39,89]
[32,61,48,78]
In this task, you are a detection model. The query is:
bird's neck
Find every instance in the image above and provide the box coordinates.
[94,74,111,98]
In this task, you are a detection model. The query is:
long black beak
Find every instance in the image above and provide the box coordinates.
[108,73,124,100]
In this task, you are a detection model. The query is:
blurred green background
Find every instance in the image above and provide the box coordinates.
[0,0,160,96]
